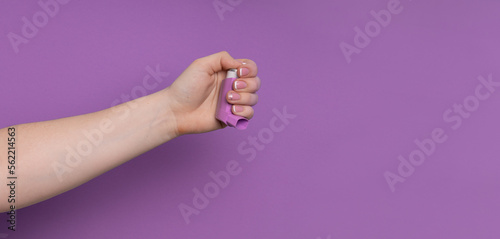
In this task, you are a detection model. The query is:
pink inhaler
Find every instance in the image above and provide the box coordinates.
[216,69,249,130]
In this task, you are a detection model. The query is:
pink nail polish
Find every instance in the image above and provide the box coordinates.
[234,81,247,90]
[229,92,240,100]
[233,105,244,112]
[239,68,250,77]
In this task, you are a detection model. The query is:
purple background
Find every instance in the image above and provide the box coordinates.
[1,0,500,238]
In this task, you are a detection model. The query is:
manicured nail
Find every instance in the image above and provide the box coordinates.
[233,105,244,112]
[239,68,250,77]
[229,92,240,100]
[234,80,247,90]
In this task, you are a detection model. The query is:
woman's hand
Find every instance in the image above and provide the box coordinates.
[165,51,260,135]
[0,51,260,211]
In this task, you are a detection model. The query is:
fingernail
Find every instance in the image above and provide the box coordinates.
[233,105,244,112]
[240,68,250,77]
[237,60,247,65]
[229,92,240,100]
[234,80,247,90]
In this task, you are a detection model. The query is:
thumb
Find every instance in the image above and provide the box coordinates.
[197,51,242,74]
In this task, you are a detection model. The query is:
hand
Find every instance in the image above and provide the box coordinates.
[165,51,260,135]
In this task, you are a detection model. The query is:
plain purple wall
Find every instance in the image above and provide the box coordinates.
[1,0,500,238]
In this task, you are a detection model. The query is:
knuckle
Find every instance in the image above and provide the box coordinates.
[255,77,261,90]
[247,107,255,119]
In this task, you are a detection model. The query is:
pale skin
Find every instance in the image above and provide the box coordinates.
[0,51,260,212]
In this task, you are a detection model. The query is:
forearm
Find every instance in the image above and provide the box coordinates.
[0,88,178,211]
[0,51,259,212]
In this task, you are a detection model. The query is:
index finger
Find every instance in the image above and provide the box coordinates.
[236,59,258,78]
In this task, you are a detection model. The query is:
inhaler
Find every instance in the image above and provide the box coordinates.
[216,69,249,130]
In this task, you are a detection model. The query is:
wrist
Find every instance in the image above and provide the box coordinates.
[161,87,190,136]
[145,89,181,142]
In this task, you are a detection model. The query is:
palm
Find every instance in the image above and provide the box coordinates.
[167,65,228,134]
